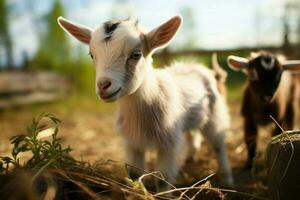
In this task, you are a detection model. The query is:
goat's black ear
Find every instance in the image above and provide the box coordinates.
[227,55,249,71]
[282,60,300,71]
[145,15,182,53]
[57,16,92,44]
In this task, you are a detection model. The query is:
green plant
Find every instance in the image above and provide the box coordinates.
[0,112,73,173]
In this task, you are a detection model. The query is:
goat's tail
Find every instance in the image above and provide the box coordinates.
[212,52,227,96]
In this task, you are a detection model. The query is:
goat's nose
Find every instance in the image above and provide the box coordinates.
[98,80,112,93]
[264,56,272,63]
[263,96,272,102]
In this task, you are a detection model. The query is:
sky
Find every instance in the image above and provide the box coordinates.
[4,0,300,65]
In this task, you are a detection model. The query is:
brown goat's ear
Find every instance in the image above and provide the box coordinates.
[145,15,182,53]
[282,60,300,71]
[57,16,92,44]
[227,55,249,71]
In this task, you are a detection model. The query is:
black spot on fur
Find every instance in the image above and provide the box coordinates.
[103,21,120,41]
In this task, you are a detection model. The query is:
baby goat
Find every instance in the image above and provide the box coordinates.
[227,51,300,168]
[58,15,233,187]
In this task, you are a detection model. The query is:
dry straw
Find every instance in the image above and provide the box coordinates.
[0,113,271,199]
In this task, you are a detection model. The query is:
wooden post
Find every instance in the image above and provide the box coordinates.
[266,133,300,200]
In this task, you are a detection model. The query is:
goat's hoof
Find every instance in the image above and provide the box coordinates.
[154,180,172,192]
[217,171,234,189]
[127,168,142,181]
[244,160,253,170]
[222,176,235,188]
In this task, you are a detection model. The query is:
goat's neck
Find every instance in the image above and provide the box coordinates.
[120,60,159,105]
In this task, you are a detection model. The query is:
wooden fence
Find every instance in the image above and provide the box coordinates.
[0,71,71,108]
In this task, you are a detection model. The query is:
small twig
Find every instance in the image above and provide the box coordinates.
[279,134,294,183]
[269,116,284,176]
[154,185,270,200]
[269,115,285,133]
[125,163,180,192]
[178,173,215,200]
[56,170,101,200]
[219,188,270,200]
[31,158,56,184]
[95,190,110,195]
[137,171,189,200]
[286,129,300,135]
[269,115,295,184]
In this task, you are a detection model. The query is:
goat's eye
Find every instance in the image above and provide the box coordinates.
[130,49,141,60]
[88,52,94,59]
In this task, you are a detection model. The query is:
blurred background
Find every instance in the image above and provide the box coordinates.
[1,0,300,190]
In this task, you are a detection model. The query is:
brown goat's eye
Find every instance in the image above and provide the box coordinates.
[130,49,141,60]
[88,52,94,59]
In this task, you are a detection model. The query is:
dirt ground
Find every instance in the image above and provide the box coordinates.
[0,95,274,198]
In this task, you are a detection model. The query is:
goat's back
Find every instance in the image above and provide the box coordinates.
[161,62,230,131]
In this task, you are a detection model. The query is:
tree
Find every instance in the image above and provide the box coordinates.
[179,6,198,50]
[31,0,70,71]
[281,0,300,56]
[282,3,291,52]
[0,0,13,70]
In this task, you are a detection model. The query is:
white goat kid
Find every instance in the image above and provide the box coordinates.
[57,15,234,187]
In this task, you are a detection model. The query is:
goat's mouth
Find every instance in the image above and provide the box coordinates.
[100,87,122,101]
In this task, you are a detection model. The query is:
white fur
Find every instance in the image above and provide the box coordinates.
[58,16,234,187]
[261,57,275,70]
[117,61,233,185]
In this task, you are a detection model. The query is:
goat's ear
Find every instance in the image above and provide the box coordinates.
[282,60,300,71]
[145,15,182,53]
[227,55,249,71]
[57,16,92,44]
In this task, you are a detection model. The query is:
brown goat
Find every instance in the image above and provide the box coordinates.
[227,51,300,168]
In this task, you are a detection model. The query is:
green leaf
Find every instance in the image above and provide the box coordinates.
[0,113,74,172]
[10,135,26,146]
[0,156,13,164]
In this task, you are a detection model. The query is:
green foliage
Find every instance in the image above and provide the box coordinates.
[71,49,95,94]
[125,177,152,198]
[0,0,13,68]
[179,6,197,50]
[30,0,71,71]
[0,113,73,173]
[28,0,95,94]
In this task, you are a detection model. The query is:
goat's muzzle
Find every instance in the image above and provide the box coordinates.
[99,87,122,101]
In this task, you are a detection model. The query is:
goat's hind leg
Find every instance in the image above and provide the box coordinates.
[155,136,183,191]
[201,122,234,187]
[186,130,203,162]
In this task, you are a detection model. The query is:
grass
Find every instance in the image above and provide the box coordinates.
[0,112,272,200]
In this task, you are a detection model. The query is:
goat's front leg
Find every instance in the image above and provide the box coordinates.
[125,144,145,180]
[156,137,183,191]
[244,117,258,169]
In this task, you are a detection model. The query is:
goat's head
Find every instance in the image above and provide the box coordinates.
[227,51,300,103]
[57,16,182,102]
